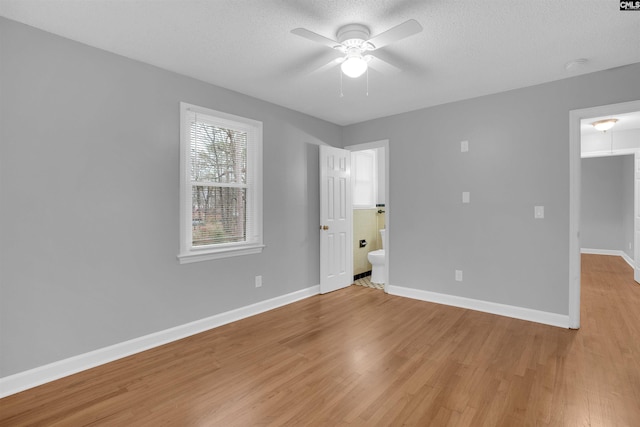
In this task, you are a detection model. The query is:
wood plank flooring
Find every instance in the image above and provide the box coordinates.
[1,254,639,426]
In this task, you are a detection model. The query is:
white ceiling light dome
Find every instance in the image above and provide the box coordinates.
[591,118,618,132]
[340,51,371,78]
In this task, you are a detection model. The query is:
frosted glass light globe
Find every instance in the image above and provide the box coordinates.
[341,56,368,78]
[591,119,618,132]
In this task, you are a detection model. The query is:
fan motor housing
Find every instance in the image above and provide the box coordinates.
[336,24,370,46]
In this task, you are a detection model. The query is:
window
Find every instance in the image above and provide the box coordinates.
[352,149,377,208]
[178,103,263,263]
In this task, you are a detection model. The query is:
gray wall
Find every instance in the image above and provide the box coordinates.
[342,63,640,315]
[581,156,632,253]
[0,18,342,376]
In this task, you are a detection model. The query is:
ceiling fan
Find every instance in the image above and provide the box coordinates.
[291,19,423,78]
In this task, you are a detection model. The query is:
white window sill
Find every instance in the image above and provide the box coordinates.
[177,244,265,264]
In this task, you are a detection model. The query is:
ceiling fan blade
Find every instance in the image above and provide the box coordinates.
[366,19,422,50]
[291,28,341,50]
[310,59,343,75]
[367,53,401,74]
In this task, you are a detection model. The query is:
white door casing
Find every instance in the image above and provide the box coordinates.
[635,151,640,283]
[570,99,640,329]
[319,145,353,293]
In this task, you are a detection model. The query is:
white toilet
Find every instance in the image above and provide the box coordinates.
[367,229,386,284]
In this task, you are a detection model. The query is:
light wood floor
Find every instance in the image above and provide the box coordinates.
[1,254,639,426]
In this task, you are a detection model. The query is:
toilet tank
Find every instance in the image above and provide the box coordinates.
[380,229,386,250]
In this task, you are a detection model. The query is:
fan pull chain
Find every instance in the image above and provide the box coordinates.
[366,68,369,96]
[340,69,344,97]
[610,130,614,154]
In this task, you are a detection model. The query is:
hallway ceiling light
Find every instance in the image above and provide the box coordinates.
[565,58,589,72]
[591,118,618,132]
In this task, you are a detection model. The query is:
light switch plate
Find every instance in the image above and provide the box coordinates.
[461,140,469,152]
[462,192,470,203]
[534,206,544,219]
[455,270,463,281]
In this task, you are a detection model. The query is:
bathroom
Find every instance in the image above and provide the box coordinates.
[351,147,386,288]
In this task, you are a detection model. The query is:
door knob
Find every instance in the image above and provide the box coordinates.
[320,225,329,230]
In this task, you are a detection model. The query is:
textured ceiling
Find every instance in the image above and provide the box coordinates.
[1,0,639,126]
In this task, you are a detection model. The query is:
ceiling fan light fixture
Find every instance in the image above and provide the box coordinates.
[591,118,618,132]
[341,55,368,78]
[291,19,423,80]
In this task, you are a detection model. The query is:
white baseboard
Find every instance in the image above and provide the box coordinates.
[0,285,320,398]
[581,248,635,268]
[621,252,635,268]
[387,285,570,329]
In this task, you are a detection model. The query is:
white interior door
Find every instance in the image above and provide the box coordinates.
[319,145,352,293]
[635,151,640,283]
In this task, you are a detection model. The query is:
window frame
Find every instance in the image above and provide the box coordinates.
[178,102,264,264]
[352,149,378,209]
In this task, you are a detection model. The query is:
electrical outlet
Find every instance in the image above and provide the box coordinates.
[455,270,463,282]
[462,192,470,203]
[461,140,469,152]
[255,275,262,288]
[534,206,544,219]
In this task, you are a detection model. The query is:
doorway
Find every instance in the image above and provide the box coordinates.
[345,140,390,292]
[581,153,635,266]
[569,100,640,328]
